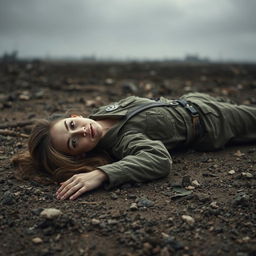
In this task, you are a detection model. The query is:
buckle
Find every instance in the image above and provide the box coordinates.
[169,100,179,106]
[186,105,198,116]
[176,99,199,116]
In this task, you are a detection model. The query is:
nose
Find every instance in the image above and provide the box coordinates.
[72,126,87,137]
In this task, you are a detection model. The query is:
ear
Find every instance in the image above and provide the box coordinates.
[70,114,83,118]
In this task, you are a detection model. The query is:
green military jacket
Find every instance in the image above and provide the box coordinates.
[89,95,193,189]
[89,92,256,189]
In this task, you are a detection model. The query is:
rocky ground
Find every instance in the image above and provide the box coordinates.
[0,61,256,256]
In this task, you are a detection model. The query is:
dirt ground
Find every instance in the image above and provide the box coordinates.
[0,61,256,256]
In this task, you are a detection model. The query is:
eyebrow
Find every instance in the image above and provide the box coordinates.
[64,120,71,151]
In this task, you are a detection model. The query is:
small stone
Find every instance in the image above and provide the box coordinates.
[19,91,31,101]
[241,172,253,178]
[242,236,250,242]
[105,78,114,85]
[40,208,62,219]
[210,201,219,209]
[191,180,200,187]
[136,197,154,207]
[130,203,138,211]
[167,217,174,223]
[107,219,118,225]
[91,218,100,225]
[181,215,195,225]
[32,237,43,244]
[35,90,45,99]
[195,193,211,203]
[228,170,236,175]
[233,192,250,206]
[161,232,169,239]
[1,191,15,205]
[110,192,118,200]
[143,242,153,251]
[234,150,245,157]
[186,185,195,190]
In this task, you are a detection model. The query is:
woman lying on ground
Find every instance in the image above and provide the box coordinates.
[13,92,256,200]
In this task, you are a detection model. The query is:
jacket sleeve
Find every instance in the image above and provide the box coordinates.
[97,132,172,190]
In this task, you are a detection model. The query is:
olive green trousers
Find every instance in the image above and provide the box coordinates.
[180,93,256,151]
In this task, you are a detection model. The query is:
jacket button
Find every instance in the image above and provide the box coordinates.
[105,104,119,112]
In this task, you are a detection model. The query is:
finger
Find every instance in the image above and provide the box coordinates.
[59,183,83,200]
[56,180,78,198]
[69,186,88,200]
[56,177,75,194]
[56,180,73,194]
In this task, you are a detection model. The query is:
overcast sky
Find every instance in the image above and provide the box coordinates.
[0,0,256,61]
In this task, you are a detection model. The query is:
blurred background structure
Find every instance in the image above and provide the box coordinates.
[0,0,256,62]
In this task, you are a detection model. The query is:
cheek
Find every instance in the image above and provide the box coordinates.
[79,139,95,153]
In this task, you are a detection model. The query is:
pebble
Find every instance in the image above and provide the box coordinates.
[241,236,250,242]
[228,170,236,175]
[191,180,200,187]
[1,191,15,205]
[143,242,153,251]
[186,185,195,190]
[35,90,45,99]
[105,78,114,85]
[234,150,245,157]
[233,192,250,206]
[40,208,62,219]
[130,203,138,211]
[136,197,154,208]
[32,237,43,244]
[241,172,253,178]
[110,192,118,200]
[167,217,174,223]
[91,218,100,225]
[107,219,118,225]
[19,91,31,101]
[210,201,219,209]
[181,215,195,225]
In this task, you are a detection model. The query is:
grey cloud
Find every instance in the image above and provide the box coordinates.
[0,0,255,60]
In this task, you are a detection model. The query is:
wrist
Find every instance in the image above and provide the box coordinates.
[95,169,108,182]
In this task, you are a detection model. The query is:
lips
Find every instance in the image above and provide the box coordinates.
[90,124,94,138]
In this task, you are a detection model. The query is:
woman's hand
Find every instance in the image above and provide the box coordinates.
[56,169,108,200]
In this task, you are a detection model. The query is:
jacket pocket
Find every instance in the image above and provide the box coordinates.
[145,110,170,140]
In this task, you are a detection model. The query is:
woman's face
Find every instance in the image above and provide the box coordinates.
[50,116,104,156]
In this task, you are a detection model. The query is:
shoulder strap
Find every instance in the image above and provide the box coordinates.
[125,102,175,120]
[116,101,178,135]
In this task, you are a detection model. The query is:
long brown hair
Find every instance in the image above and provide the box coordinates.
[13,116,111,184]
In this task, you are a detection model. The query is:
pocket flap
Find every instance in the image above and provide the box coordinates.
[120,96,136,107]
